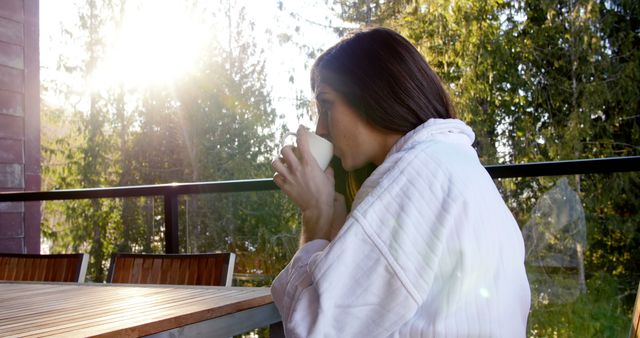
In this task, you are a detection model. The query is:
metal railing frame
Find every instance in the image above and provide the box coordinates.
[0,156,638,253]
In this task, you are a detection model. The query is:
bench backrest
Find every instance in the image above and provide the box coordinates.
[0,253,88,283]
[107,252,235,287]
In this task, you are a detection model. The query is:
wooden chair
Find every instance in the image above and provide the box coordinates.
[107,252,236,287]
[631,281,640,338]
[0,253,88,283]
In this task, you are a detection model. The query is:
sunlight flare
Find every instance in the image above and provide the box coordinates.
[89,1,210,91]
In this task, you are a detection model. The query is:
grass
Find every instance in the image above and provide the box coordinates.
[528,272,632,337]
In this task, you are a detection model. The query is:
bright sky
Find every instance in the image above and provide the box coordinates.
[40,0,348,132]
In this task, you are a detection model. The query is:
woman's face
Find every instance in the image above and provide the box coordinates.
[314,84,401,171]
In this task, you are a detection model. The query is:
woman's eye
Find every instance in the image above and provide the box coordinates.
[322,101,334,114]
[315,97,333,120]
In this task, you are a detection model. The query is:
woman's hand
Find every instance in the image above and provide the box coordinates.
[272,127,336,244]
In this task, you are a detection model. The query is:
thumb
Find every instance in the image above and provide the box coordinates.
[324,166,334,179]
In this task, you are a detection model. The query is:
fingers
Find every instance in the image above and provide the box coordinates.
[272,161,295,197]
[273,172,286,187]
[324,166,336,186]
[280,145,300,171]
[272,144,300,176]
[273,172,296,198]
[272,125,328,197]
[296,126,311,161]
[271,157,290,182]
[324,166,334,178]
[271,173,286,191]
[333,192,346,213]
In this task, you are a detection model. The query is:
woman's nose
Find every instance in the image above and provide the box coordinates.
[315,116,329,139]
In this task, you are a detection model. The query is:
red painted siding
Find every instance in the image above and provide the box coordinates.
[0,238,23,252]
[0,114,24,140]
[0,139,23,163]
[0,90,24,116]
[0,0,39,254]
[0,65,24,92]
[0,212,23,237]
[0,0,24,23]
[0,17,23,45]
[0,41,23,69]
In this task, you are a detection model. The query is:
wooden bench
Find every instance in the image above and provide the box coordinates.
[107,252,236,286]
[0,253,88,283]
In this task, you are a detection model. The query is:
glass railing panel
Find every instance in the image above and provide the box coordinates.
[41,191,300,286]
[41,196,168,281]
[496,173,639,337]
[178,190,299,287]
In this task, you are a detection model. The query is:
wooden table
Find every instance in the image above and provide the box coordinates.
[0,282,281,337]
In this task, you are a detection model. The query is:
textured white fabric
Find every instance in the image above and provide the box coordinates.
[271,118,531,337]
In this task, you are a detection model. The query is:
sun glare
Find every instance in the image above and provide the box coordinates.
[89,1,210,91]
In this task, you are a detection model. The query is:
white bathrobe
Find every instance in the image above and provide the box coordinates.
[271,119,531,337]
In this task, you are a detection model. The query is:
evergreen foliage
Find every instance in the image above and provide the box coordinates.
[41,0,299,283]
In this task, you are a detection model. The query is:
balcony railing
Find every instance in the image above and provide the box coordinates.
[0,156,638,253]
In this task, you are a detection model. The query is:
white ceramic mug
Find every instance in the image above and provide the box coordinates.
[285,131,333,170]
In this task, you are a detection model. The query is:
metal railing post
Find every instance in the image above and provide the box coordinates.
[164,193,179,254]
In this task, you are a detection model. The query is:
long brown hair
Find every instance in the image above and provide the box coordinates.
[312,27,456,207]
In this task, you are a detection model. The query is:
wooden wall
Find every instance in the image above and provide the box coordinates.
[0,0,39,254]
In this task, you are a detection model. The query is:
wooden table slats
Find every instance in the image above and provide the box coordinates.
[2,289,223,331]
[0,282,275,337]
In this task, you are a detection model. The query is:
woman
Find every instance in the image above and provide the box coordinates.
[271,27,530,337]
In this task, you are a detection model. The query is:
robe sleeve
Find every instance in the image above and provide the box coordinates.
[270,214,421,338]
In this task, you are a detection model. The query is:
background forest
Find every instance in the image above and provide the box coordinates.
[40,0,638,337]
